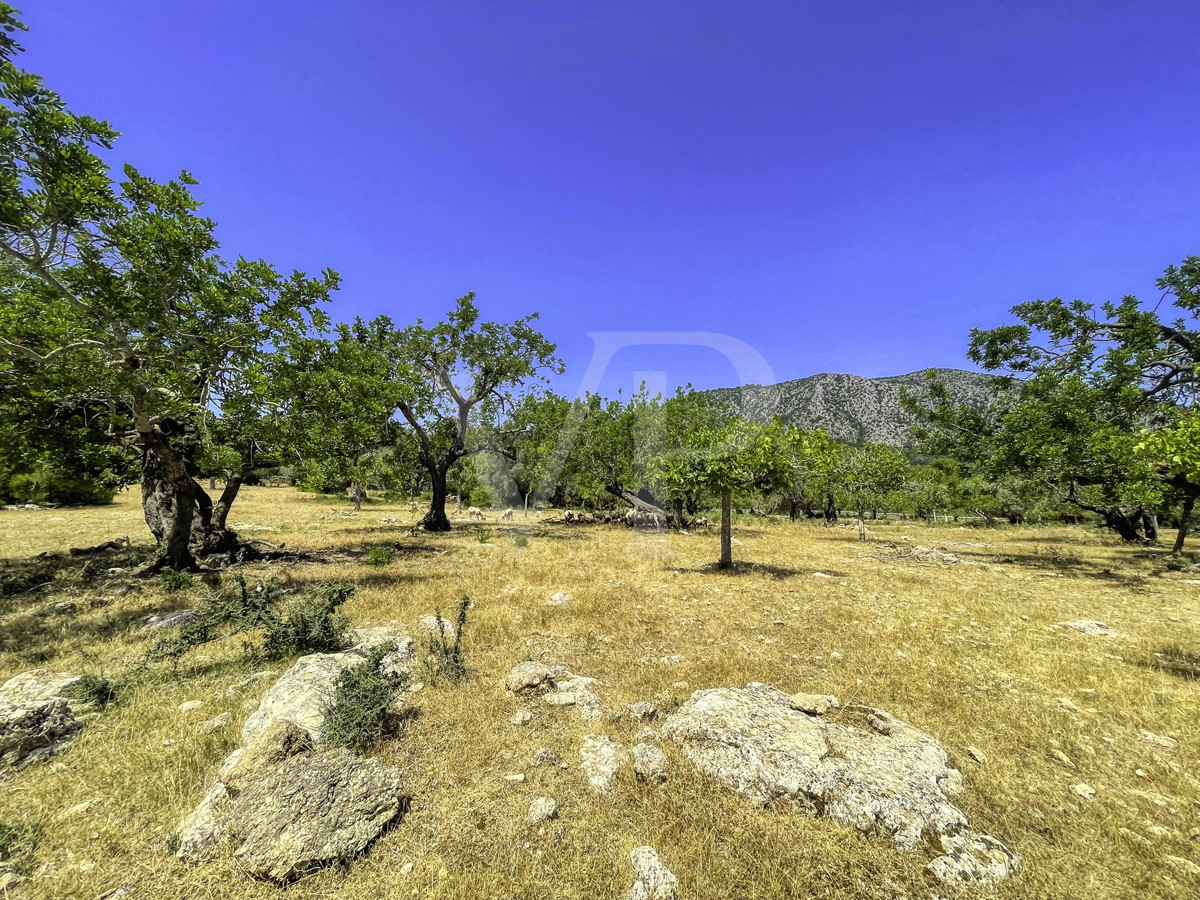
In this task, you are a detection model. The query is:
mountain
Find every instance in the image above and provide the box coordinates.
[704,368,992,447]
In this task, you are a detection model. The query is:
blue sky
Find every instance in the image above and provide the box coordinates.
[23,1,1200,398]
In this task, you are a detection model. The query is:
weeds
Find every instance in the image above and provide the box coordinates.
[321,641,410,751]
[157,569,195,592]
[146,575,355,666]
[366,546,393,567]
[476,527,492,544]
[513,534,529,548]
[63,674,118,707]
[0,819,41,878]
[422,596,470,685]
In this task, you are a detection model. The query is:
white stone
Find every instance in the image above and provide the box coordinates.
[580,735,626,794]
[626,846,678,900]
[528,796,558,826]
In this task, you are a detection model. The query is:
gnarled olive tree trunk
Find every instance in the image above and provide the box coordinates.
[140,439,199,571]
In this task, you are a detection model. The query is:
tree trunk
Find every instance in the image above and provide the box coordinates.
[524,491,529,517]
[1142,511,1159,543]
[208,476,217,490]
[139,441,198,571]
[349,481,366,512]
[856,501,867,541]
[673,497,685,528]
[824,493,837,526]
[421,464,452,531]
[719,490,733,569]
[1175,496,1195,554]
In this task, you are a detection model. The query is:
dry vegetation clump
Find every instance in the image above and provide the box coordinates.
[0,488,1197,899]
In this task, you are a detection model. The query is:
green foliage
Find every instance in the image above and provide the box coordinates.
[0,817,41,878]
[0,558,56,597]
[512,534,529,548]
[261,590,354,659]
[321,641,410,752]
[366,546,392,567]
[475,527,492,544]
[146,576,355,665]
[157,569,195,593]
[63,674,117,707]
[422,596,470,684]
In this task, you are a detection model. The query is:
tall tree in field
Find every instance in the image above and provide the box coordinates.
[0,9,336,568]
[776,426,842,521]
[652,418,791,568]
[395,294,562,531]
[907,255,1200,545]
[833,442,909,540]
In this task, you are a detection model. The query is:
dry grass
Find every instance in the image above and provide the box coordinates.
[1,487,1198,899]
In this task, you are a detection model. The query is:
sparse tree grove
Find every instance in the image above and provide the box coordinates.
[2,5,1198,565]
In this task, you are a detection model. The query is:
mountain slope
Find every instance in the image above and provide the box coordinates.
[705,368,991,447]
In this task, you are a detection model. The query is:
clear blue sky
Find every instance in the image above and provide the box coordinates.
[23,1,1200,398]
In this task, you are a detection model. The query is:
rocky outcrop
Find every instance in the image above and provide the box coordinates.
[176,630,412,882]
[504,661,604,721]
[662,682,1019,885]
[1057,620,1117,637]
[0,670,85,771]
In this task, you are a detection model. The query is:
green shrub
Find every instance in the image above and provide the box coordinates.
[321,641,409,751]
[146,576,355,666]
[366,546,392,567]
[513,534,529,549]
[262,588,354,658]
[63,674,118,707]
[422,596,470,685]
[157,569,195,592]
[476,527,492,544]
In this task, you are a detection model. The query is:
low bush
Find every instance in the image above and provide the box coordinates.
[366,546,392,567]
[262,584,355,658]
[0,819,42,878]
[157,569,195,592]
[63,674,118,707]
[321,641,410,751]
[422,596,470,685]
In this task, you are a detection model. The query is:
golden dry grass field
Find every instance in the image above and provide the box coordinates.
[1,487,1197,900]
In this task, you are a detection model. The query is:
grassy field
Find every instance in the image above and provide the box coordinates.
[1,487,1197,899]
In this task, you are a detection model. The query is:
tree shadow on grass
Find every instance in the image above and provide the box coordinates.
[1143,645,1200,680]
[672,561,850,580]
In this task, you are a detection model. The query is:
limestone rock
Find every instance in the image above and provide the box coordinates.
[1069,783,1096,801]
[176,720,407,882]
[505,661,559,696]
[528,796,558,826]
[0,670,84,770]
[532,748,564,768]
[179,700,203,713]
[1057,620,1116,637]
[229,748,405,881]
[622,701,658,722]
[549,592,571,605]
[662,682,1018,885]
[141,609,198,631]
[632,743,669,783]
[788,692,839,715]
[203,712,232,733]
[240,648,368,744]
[512,709,533,726]
[580,735,626,794]
[626,846,678,900]
[1165,855,1200,879]
[418,615,456,639]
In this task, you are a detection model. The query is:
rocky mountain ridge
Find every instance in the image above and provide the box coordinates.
[705,367,992,447]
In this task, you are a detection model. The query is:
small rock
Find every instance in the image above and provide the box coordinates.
[632,743,669,783]
[967,746,987,764]
[580,735,626,794]
[179,700,203,713]
[1119,827,1152,848]
[505,661,557,696]
[203,712,232,733]
[512,709,533,726]
[1069,783,1096,801]
[417,615,456,639]
[532,748,563,768]
[829,651,844,660]
[1057,620,1116,637]
[1135,768,1148,778]
[52,601,78,616]
[549,592,571,605]
[626,846,678,900]
[399,861,414,876]
[622,701,658,722]
[528,796,558,826]
[788,692,839,715]
[672,682,689,692]
[504,773,526,783]
[637,726,659,743]
[1058,698,1079,712]
[813,571,832,578]
[1051,749,1075,768]
[1165,855,1200,878]
[141,609,199,631]
[225,671,273,699]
